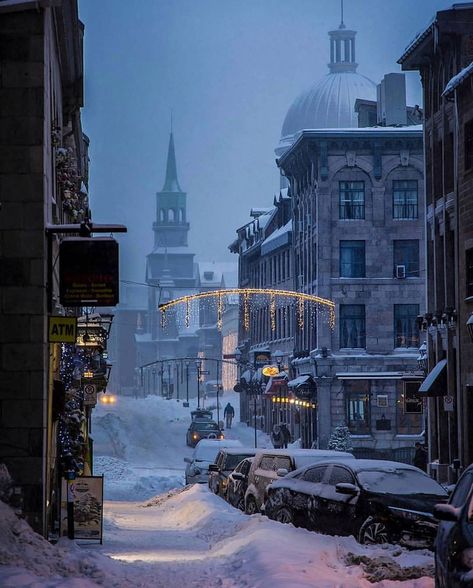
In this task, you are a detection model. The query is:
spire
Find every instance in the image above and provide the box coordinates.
[328,5,357,74]
[162,132,182,192]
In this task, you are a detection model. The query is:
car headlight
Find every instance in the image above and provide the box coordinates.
[192,433,199,440]
[219,434,224,439]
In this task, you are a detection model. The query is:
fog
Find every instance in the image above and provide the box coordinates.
[79,0,450,282]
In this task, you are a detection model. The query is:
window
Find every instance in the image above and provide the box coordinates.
[393,180,418,219]
[259,456,275,471]
[393,240,419,278]
[397,382,423,435]
[339,181,365,219]
[346,384,370,434]
[467,248,473,297]
[340,241,365,278]
[328,466,355,486]
[340,304,365,348]
[404,382,423,414]
[465,120,473,172]
[394,304,419,348]
[275,456,292,471]
[303,466,328,483]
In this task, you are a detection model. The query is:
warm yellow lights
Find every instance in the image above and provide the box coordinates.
[262,365,279,377]
[100,394,116,404]
[270,396,316,409]
[83,370,94,378]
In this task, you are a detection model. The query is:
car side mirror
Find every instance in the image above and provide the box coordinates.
[433,503,460,522]
[276,468,289,477]
[208,464,219,472]
[232,472,244,481]
[335,483,359,495]
[184,457,192,463]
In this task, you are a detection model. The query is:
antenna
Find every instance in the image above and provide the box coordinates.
[340,0,345,29]
[170,109,173,133]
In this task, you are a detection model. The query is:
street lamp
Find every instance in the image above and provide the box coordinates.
[152,369,156,395]
[195,360,201,408]
[185,361,190,406]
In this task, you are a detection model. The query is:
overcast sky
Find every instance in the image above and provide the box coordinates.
[79,0,451,282]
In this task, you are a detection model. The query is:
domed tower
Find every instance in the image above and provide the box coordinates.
[277,11,376,156]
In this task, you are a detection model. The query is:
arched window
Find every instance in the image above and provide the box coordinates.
[179,208,185,222]
[168,208,175,222]
[159,209,165,222]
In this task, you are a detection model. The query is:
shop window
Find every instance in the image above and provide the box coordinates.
[340,304,365,348]
[346,384,370,434]
[394,304,419,348]
[393,240,419,278]
[397,382,423,435]
[393,180,418,219]
[340,241,365,277]
[466,248,473,298]
[339,181,365,219]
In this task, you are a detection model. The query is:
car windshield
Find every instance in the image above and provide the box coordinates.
[225,454,253,470]
[195,446,220,462]
[358,469,448,496]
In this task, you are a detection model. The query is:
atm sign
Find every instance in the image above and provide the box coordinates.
[48,316,77,343]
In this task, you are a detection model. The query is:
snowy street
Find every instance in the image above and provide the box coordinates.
[1,392,436,587]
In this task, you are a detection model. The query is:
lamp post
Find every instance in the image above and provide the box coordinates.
[152,369,156,395]
[273,350,284,423]
[176,362,180,402]
[167,362,171,399]
[185,361,190,406]
[195,360,201,408]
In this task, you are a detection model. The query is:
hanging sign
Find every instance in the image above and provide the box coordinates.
[48,316,77,343]
[60,476,104,542]
[443,395,454,412]
[83,383,97,406]
[59,237,119,307]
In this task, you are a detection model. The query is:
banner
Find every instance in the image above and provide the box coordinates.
[61,476,104,541]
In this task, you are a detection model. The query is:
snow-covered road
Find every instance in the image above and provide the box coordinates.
[0,393,436,587]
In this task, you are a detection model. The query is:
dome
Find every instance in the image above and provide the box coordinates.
[277,21,377,153]
[281,72,376,139]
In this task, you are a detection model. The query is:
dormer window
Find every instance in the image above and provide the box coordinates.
[204,271,214,280]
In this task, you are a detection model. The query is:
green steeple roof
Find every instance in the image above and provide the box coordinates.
[162,132,182,192]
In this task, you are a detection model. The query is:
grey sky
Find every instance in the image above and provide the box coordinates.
[79,0,451,282]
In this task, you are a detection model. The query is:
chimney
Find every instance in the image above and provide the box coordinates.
[377,73,407,126]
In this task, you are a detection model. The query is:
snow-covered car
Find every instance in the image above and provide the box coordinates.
[191,409,213,422]
[186,419,223,447]
[226,457,254,511]
[265,459,448,547]
[208,448,256,497]
[434,463,473,586]
[244,448,354,515]
[184,439,243,485]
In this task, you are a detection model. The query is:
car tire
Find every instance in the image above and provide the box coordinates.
[274,506,294,525]
[358,516,393,545]
[237,497,245,511]
[245,496,258,515]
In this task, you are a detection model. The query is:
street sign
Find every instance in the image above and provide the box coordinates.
[48,316,77,343]
[83,383,97,406]
[443,395,454,412]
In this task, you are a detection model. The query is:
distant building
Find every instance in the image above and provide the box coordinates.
[399,3,473,481]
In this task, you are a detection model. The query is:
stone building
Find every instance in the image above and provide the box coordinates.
[0,0,88,534]
[399,3,473,480]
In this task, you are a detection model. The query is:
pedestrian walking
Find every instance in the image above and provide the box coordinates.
[413,442,428,471]
[224,402,235,429]
[280,423,291,449]
[271,424,283,449]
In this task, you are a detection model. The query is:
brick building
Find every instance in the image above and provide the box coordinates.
[399,3,473,480]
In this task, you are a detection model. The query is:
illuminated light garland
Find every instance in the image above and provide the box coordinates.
[158,288,336,332]
[217,293,223,331]
[270,294,276,332]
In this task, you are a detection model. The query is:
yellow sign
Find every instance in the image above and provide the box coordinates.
[262,365,280,377]
[48,316,77,343]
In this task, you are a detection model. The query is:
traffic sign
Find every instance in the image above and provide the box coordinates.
[83,383,97,406]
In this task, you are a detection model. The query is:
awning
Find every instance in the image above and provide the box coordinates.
[418,359,448,396]
[337,372,412,380]
[288,374,313,388]
[264,377,288,395]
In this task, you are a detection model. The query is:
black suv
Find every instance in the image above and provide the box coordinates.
[186,420,223,447]
[265,459,448,547]
[208,448,256,497]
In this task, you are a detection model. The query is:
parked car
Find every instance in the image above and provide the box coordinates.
[244,448,354,514]
[208,448,256,497]
[265,459,448,547]
[184,439,243,484]
[186,419,223,447]
[191,409,213,422]
[434,464,473,587]
[226,457,254,511]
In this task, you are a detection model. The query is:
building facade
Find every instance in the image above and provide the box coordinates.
[0,0,89,534]
[399,3,473,480]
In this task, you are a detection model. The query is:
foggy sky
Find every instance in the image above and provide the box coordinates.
[79,0,451,283]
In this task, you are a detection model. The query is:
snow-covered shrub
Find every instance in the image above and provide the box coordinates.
[327,426,353,452]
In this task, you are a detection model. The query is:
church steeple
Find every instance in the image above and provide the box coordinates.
[162,132,182,192]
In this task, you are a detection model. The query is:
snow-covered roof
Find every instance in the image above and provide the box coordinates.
[443,61,473,96]
[261,220,292,256]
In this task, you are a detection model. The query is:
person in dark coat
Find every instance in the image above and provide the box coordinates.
[413,442,428,471]
[224,402,235,428]
[271,424,283,449]
[280,423,291,449]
